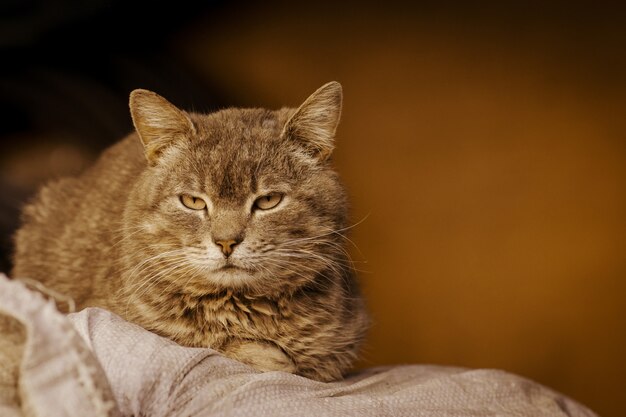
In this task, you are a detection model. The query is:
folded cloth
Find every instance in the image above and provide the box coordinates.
[0,274,598,417]
[0,274,119,417]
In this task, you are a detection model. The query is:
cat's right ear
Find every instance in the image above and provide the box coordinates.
[281,81,343,161]
[129,89,195,164]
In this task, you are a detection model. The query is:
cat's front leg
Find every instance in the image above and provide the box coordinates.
[223,339,296,374]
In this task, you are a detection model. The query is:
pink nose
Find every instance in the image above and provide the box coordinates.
[214,239,240,257]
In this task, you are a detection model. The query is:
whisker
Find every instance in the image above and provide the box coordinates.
[124,259,187,314]
[109,226,150,249]
[279,214,370,246]
[123,248,188,282]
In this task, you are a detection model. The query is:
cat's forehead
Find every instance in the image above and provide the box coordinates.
[191,108,291,164]
[183,108,297,203]
[193,107,289,137]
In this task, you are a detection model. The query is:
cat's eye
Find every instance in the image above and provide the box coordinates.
[180,194,207,210]
[253,193,283,211]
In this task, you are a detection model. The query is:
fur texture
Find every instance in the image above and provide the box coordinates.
[12,82,368,381]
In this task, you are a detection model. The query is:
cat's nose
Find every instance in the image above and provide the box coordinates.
[214,238,241,257]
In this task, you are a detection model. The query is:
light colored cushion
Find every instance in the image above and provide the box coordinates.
[0,274,598,417]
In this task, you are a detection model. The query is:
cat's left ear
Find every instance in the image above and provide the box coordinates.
[129,89,196,164]
[282,81,343,161]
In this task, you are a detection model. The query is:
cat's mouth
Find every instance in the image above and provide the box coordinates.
[218,259,251,273]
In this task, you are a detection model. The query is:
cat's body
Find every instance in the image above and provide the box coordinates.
[12,82,368,381]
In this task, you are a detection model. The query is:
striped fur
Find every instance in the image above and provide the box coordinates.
[13,82,368,381]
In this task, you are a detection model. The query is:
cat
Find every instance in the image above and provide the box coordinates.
[12,82,369,381]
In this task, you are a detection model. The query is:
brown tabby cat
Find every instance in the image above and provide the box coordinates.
[12,82,368,381]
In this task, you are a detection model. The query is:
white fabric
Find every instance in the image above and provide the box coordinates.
[0,274,598,416]
[0,275,119,417]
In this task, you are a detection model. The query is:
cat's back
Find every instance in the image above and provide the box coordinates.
[12,134,145,302]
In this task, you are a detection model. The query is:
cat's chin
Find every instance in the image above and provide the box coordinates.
[207,267,258,288]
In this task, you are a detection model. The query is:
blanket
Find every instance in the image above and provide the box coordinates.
[0,274,598,416]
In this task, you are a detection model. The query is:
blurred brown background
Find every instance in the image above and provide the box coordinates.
[1,1,624,416]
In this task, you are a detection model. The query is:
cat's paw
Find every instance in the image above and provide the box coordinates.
[226,340,296,374]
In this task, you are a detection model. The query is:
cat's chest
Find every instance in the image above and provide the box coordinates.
[205,295,281,334]
[145,292,289,349]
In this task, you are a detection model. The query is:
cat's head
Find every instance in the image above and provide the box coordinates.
[122,82,351,297]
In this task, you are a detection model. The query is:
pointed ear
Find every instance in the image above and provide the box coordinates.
[129,89,195,164]
[281,81,343,161]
